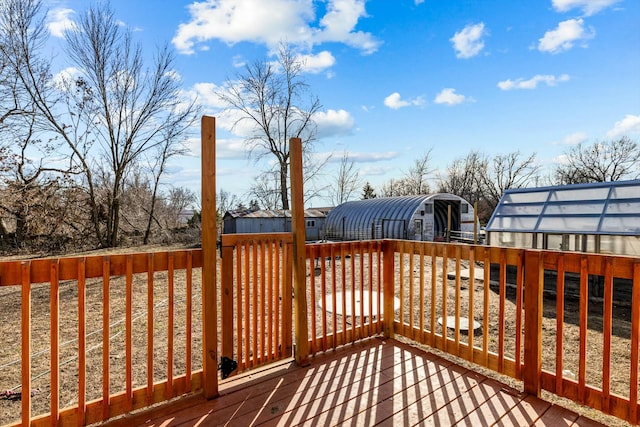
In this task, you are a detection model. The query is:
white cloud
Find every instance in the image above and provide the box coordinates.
[314,109,355,138]
[497,74,570,90]
[433,88,471,106]
[450,22,487,59]
[552,0,620,16]
[188,82,228,109]
[553,131,589,145]
[52,66,82,88]
[383,92,425,109]
[538,18,595,54]
[47,8,76,38]
[606,114,640,138]
[349,151,397,162]
[172,0,380,55]
[298,50,336,74]
[415,0,425,4]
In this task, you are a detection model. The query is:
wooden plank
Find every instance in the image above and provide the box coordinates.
[167,252,175,398]
[556,254,566,395]
[21,262,31,426]
[259,241,266,363]
[290,137,309,365]
[523,251,543,396]
[442,243,448,352]
[221,232,292,247]
[630,261,640,424]
[185,251,193,392]
[579,255,588,403]
[146,254,154,401]
[220,245,234,361]
[50,260,60,426]
[103,256,111,420]
[383,240,395,339]
[267,241,274,361]
[200,114,218,399]
[125,255,133,410]
[77,258,87,426]
[454,245,461,353]
[499,248,507,373]
[468,248,475,363]
[515,250,524,379]
[602,257,613,413]
[534,404,578,426]
[430,244,437,347]
[494,393,552,426]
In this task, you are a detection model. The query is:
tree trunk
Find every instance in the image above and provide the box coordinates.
[280,162,289,210]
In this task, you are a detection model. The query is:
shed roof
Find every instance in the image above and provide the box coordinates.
[224,209,328,219]
[325,194,467,233]
[485,180,640,235]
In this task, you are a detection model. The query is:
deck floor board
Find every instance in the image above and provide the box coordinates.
[103,338,606,427]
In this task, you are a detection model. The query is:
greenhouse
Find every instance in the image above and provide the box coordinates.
[324,194,479,242]
[485,180,640,256]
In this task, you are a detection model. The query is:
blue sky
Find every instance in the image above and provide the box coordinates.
[46,0,640,206]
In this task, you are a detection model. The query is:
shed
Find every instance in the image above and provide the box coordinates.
[324,194,478,242]
[223,208,329,241]
[485,180,640,256]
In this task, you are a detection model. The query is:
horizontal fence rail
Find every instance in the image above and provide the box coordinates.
[0,250,203,427]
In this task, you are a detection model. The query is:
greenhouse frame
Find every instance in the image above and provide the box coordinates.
[485,180,640,256]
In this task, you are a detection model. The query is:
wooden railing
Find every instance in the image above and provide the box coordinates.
[0,250,203,427]
[383,240,640,425]
[305,241,385,354]
[220,233,294,375]
[2,238,639,425]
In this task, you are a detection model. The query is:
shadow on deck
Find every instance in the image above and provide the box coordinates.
[103,338,604,427]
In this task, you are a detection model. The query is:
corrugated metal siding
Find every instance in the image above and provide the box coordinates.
[325,195,424,240]
[325,194,476,241]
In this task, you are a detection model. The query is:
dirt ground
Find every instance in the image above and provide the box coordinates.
[0,245,635,426]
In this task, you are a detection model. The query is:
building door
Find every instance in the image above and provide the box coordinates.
[414,219,423,241]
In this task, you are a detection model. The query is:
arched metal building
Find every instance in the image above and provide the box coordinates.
[324,194,478,241]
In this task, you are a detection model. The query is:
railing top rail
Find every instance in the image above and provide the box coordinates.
[0,248,203,287]
[221,232,293,246]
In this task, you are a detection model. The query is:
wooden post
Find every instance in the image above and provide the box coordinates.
[447,204,452,242]
[473,201,478,244]
[201,116,218,398]
[523,250,543,396]
[290,137,309,366]
[382,240,395,339]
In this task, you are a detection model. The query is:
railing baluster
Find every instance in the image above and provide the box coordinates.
[267,241,274,361]
[579,255,589,403]
[442,244,448,351]
[483,248,490,367]
[454,246,461,353]
[515,250,524,379]
[252,241,258,366]
[430,244,436,347]
[555,254,565,395]
[630,262,640,424]
[185,252,193,392]
[419,243,425,345]
[167,252,175,397]
[236,242,243,370]
[468,247,475,363]
[274,241,280,359]
[50,260,60,426]
[409,242,415,339]
[259,241,266,363]
[498,249,506,373]
[146,253,154,401]
[103,256,111,419]
[125,255,133,408]
[21,261,31,426]
[77,258,87,426]
[602,257,613,413]
[340,244,347,345]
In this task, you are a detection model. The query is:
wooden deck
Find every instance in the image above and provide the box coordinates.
[103,338,605,427]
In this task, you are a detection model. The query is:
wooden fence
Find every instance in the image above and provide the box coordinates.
[2,238,639,425]
[0,250,203,427]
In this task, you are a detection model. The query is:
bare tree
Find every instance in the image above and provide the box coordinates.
[329,151,361,206]
[554,137,640,185]
[1,0,198,247]
[483,151,539,211]
[404,150,433,195]
[217,43,322,210]
[437,151,488,205]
